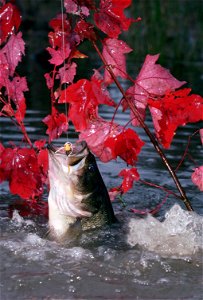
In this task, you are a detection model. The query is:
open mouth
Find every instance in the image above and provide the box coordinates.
[47,141,89,165]
[47,143,57,153]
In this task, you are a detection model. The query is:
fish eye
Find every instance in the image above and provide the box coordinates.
[88,164,95,172]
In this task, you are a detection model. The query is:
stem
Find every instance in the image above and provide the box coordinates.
[92,41,193,211]
[18,121,33,147]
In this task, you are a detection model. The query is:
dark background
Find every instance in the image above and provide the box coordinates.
[15,0,203,109]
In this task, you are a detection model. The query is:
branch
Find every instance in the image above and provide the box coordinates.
[92,41,193,212]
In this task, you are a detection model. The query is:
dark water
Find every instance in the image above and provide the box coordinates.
[0,102,203,299]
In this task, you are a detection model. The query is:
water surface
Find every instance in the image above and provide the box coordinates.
[0,107,202,300]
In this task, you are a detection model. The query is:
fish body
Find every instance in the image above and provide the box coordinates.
[47,141,116,240]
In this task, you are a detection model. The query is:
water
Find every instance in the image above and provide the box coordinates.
[0,108,203,299]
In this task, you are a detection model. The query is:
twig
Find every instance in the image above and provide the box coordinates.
[92,41,193,211]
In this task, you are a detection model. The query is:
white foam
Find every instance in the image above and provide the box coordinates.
[11,210,35,227]
[127,204,203,256]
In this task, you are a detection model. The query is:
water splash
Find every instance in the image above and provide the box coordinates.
[127,204,203,256]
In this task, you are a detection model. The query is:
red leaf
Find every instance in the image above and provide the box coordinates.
[102,38,132,84]
[37,149,48,184]
[148,89,203,148]
[57,62,77,84]
[0,147,43,199]
[64,0,90,16]
[59,77,116,131]
[0,146,13,181]
[109,167,140,199]
[104,128,145,165]
[191,166,203,191]
[94,0,134,38]
[7,76,28,103]
[79,118,144,165]
[15,97,26,122]
[44,72,54,89]
[1,32,25,76]
[0,143,5,155]
[42,107,68,141]
[118,167,140,193]
[1,103,15,117]
[124,54,186,126]
[79,117,123,162]
[0,50,9,88]
[34,139,47,150]
[200,128,203,145]
[0,3,21,45]
[47,45,71,66]
[75,19,96,41]
[8,199,48,218]
[48,15,71,49]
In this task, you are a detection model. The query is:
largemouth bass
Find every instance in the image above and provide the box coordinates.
[47,141,117,240]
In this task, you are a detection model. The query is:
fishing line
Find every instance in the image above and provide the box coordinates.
[60,0,69,141]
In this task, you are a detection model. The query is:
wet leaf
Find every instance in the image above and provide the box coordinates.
[42,107,68,141]
[64,0,90,16]
[124,54,186,126]
[148,89,203,148]
[59,76,116,131]
[118,167,140,193]
[191,166,203,191]
[102,38,132,84]
[47,45,71,66]
[0,3,21,45]
[57,62,77,84]
[0,147,44,199]
[1,32,25,76]
[104,128,145,165]
[94,0,134,38]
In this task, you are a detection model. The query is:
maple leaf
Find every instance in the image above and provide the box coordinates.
[44,72,54,89]
[47,45,71,66]
[7,76,28,102]
[0,51,9,88]
[59,76,116,131]
[1,32,25,76]
[34,139,47,150]
[79,117,144,165]
[57,62,77,84]
[42,107,68,141]
[0,147,44,199]
[37,149,49,185]
[118,167,140,193]
[0,146,13,182]
[3,76,28,121]
[1,103,15,117]
[200,128,203,145]
[102,38,132,84]
[75,20,96,41]
[64,0,90,16]
[148,89,203,148]
[79,116,123,161]
[109,167,140,200]
[94,0,135,38]
[191,166,203,191]
[124,54,186,126]
[48,15,71,49]
[104,128,145,165]
[15,97,26,122]
[0,3,21,45]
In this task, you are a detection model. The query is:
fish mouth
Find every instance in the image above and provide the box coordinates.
[47,141,89,166]
[47,143,57,153]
